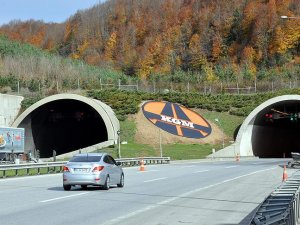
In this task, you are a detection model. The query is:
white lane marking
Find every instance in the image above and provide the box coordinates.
[143,177,167,183]
[225,166,239,169]
[102,167,277,225]
[137,170,159,173]
[192,170,209,174]
[40,192,89,203]
[181,165,195,168]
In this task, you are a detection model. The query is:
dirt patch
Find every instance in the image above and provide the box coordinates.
[133,106,225,146]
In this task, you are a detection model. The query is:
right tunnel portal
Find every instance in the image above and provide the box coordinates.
[252,100,300,158]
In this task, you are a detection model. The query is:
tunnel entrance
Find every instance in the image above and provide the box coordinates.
[30,99,108,158]
[252,100,300,158]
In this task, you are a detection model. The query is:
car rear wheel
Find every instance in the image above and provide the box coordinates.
[103,176,110,190]
[117,174,124,188]
[81,185,87,190]
[63,185,71,191]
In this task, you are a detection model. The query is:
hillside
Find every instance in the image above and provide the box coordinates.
[0,0,299,83]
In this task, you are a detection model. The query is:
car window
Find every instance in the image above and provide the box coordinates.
[103,155,114,164]
[69,155,102,162]
[103,156,110,164]
[108,155,117,165]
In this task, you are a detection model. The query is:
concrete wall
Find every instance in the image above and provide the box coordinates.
[0,94,23,127]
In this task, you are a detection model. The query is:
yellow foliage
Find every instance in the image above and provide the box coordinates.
[64,22,72,43]
[204,64,218,83]
[105,32,118,60]
[138,57,154,79]
[271,21,300,54]
[70,40,89,59]
[249,63,257,79]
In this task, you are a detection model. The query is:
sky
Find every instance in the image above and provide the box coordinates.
[0,0,105,26]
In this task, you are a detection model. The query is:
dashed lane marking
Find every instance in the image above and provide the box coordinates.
[143,177,167,183]
[225,166,239,169]
[192,170,209,174]
[40,192,89,203]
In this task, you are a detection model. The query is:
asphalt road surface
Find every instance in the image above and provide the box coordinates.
[0,159,293,225]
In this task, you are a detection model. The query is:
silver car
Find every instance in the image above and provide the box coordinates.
[63,153,124,191]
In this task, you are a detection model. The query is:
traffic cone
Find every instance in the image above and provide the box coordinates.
[236,153,240,162]
[139,158,145,172]
[282,165,288,182]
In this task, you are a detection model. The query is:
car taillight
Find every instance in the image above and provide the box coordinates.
[92,166,104,172]
[63,166,70,172]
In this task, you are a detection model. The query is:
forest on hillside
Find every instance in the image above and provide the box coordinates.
[0,0,300,84]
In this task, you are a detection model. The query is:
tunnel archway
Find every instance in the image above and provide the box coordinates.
[12,94,119,158]
[235,95,300,158]
[252,100,300,158]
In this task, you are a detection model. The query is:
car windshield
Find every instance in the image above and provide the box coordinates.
[69,155,102,162]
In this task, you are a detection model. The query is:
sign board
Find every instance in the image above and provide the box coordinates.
[142,101,212,139]
[0,127,25,153]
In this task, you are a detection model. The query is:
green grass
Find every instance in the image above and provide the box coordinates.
[94,112,240,160]
[98,142,220,160]
[201,111,244,139]
[162,143,221,160]
[119,119,136,143]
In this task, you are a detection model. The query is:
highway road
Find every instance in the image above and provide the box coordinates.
[0,159,293,225]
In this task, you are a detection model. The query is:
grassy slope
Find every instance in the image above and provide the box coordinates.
[100,112,244,160]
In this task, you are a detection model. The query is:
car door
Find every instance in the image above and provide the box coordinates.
[103,155,118,184]
[107,155,120,184]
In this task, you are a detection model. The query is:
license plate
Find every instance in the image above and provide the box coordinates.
[74,168,89,172]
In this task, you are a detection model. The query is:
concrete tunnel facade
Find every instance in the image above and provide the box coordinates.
[12,94,120,158]
[235,95,300,158]
[210,95,300,158]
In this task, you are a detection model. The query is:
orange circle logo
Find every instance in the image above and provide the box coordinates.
[142,101,212,139]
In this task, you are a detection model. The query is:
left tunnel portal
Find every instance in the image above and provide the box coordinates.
[12,94,120,158]
[30,99,107,158]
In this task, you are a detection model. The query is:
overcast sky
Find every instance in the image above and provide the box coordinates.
[0,0,105,25]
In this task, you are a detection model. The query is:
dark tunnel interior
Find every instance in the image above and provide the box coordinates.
[252,100,300,158]
[30,100,108,158]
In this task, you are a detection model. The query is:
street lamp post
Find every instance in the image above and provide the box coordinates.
[159,128,163,157]
[215,118,225,149]
[281,15,300,20]
[117,130,121,158]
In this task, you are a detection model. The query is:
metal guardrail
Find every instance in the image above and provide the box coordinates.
[116,157,171,166]
[250,170,300,225]
[0,157,171,178]
[0,161,67,178]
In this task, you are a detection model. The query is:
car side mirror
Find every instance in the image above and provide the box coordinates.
[116,162,122,166]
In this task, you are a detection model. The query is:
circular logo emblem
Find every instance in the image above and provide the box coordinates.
[142,101,212,139]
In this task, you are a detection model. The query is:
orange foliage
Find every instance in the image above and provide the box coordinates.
[0,0,299,79]
[211,34,222,61]
[28,28,45,47]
